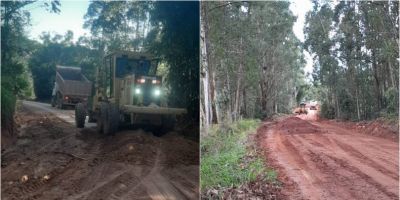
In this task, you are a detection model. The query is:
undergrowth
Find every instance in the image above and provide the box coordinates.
[200,119,278,191]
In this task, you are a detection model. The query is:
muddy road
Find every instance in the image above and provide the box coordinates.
[2,101,199,200]
[257,110,399,200]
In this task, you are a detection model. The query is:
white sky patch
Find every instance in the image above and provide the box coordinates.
[24,0,90,42]
[289,0,313,81]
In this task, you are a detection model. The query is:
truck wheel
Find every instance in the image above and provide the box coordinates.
[75,103,86,128]
[96,102,108,134]
[103,104,119,135]
[56,93,64,109]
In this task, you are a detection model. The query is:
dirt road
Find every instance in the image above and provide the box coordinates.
[2,101,199,200]
[257,110,399,200]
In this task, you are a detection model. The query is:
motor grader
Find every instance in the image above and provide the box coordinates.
[293,102,308,115]
[75,51,187,135]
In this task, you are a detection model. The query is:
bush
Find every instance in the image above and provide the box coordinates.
[200,119,277,190]
[1,85,16,134]
[320,102,335,119]
[384,87,398,116]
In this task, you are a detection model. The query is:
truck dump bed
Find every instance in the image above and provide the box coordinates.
[56,65,91,97]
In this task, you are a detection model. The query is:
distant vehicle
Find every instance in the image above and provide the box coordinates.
[294,102,308,115]
[74,51,187,136]
[51,66,92,109]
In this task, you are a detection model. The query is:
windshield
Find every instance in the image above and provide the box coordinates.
[116,57,153,78]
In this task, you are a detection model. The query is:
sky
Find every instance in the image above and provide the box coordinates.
[24,0,90,42]
[25,0,314,80]
[289,0,314,80]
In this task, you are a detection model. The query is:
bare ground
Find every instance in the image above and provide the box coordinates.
[1,101,199,200]
[257,110,399,200]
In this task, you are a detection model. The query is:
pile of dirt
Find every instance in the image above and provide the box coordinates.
[276,117,320,134]
[353,119,398,140]
[327,118,399,141]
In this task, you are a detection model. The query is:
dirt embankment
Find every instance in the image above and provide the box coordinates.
[257,113,399,200]
[1,102,199,200]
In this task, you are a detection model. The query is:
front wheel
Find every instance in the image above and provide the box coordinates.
[75,103,86,128]
[103,104,120,135]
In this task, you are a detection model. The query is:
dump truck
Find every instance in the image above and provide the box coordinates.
[51,65,92,109]
[75,51,187,136]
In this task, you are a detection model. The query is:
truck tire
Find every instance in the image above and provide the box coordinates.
[96,102,108,134]
[103,104,119,135]
[56,93,64,109]
[75,103,86,128]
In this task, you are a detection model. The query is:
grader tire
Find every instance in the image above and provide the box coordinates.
[96,102,108,134]
[75,103,86,128]
[102,103,120,135]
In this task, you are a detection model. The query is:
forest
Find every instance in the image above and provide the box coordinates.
[1,1,199,134]
[200,1,398,196]
[200,0,399,131]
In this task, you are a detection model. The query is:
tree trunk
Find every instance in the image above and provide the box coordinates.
[234,36,244,121]
[200,2,212,132]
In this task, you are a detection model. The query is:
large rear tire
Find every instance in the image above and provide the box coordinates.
[103,104,119,135]
[96,102,108,134]
[75,103,86,128]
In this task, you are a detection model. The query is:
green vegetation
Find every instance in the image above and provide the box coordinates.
[1,1,199,134]
[304,1,399,120]
[1,1,60,133]
[201,1,306,130]
[201,119,277,190]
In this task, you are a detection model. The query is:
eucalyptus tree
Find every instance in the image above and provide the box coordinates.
[201,1,306,128]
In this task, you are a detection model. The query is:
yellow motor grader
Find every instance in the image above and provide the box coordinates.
[75,51,187,135]
[293,102,308,115]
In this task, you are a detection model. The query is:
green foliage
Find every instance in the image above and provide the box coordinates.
[384,87,399,116]
[1,1,60,130]
[201,119,277,190]
[1,85,17,131]
[29,33,100,100]
[203,1,305,122]
[304,1,399,121]
[147,1,199,120]
[320,101,335,119]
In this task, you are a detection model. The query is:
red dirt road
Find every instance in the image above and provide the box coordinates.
[257,110,399,200]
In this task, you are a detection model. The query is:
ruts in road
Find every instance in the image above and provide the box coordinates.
[257,111,398,200]
[1,101,199,200]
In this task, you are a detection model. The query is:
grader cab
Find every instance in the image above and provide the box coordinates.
[75,51,187,135]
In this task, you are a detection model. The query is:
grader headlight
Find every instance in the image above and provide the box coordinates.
[135,88,141,94]
[153,88,161,97]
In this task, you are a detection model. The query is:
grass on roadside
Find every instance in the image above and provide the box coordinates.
[200,119,278,191]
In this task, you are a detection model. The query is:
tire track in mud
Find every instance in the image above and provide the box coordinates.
[258,116,399,200]
[2,101,199,200]
[293,134,396,200]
